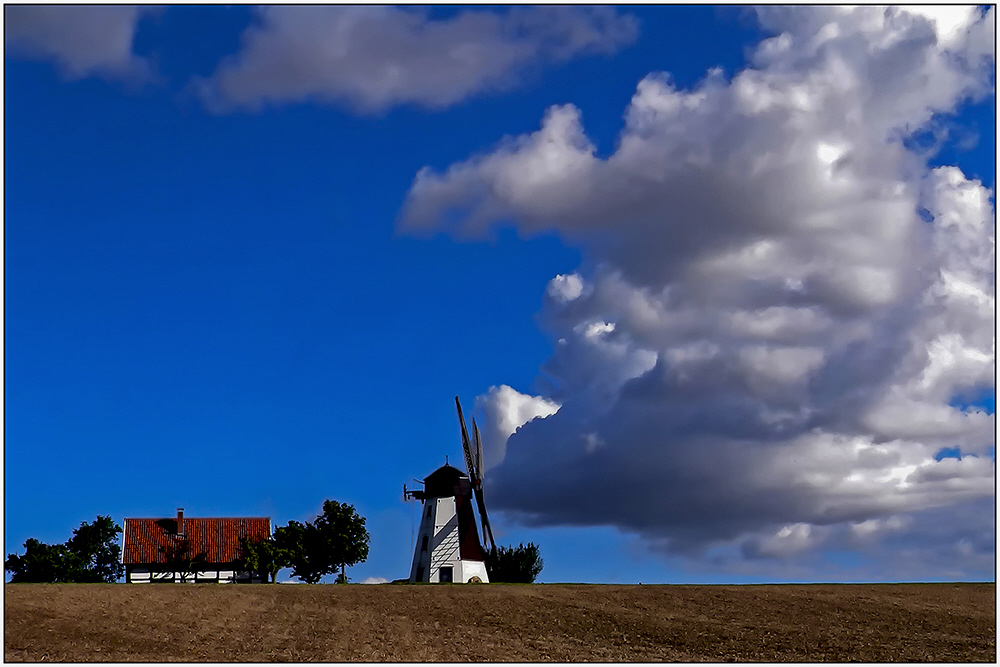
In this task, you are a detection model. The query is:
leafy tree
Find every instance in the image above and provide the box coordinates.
[66,515,125,583]
[5,516,124,583]
[268,501,370,583]
[5,539,75,583]
[311,500,370,584]
[238,536,282,583]
[237,522,308,583]
[486,542,544,583]
[279,520,326,584]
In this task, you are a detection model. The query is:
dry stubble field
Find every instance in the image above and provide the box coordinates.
[4,582,995,662]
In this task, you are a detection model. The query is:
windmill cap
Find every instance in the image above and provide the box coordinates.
[421,464,471,498]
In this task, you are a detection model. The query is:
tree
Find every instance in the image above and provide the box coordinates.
[5,516,124,583]
[268,501,370,583]
[485,542,544,583]
[65,515,125,583]
[279,520,327,584]
[5,539,75,583]
[238,537,280,583]
[311,500,370,584]
[237,522,307,583]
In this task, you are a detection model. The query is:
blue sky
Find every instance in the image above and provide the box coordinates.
[5,5,995,584]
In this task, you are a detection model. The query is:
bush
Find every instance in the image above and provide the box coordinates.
[485,542,543,583]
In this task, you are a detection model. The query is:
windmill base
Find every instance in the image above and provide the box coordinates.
[458,559,490,584]
[410,558,490,584]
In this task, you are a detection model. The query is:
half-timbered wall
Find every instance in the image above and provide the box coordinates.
[125,564,266,584]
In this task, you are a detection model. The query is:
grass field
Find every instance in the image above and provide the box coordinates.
[4,582,995,662]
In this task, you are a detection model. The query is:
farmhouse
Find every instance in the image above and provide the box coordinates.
[122,508,270,583]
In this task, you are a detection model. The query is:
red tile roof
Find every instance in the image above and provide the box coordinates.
[123,517,271,565]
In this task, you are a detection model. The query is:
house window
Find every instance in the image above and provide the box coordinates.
[416,567,425,582]
[421,535,428,551]
[439,567,453,583]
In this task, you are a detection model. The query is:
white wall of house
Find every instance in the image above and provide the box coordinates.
[126,567,263,584]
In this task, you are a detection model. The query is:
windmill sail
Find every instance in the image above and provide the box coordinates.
[455,397,477,482]
[456,397,496,553]
[473,486,495,552]
[470,418,495,551]
[473,419,484,481]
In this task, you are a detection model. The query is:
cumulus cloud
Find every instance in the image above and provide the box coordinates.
[401,6,995,578]
[360,576,390,585]
[475,385,560,471]
[5,5,154,81]
[194,6,638,113]
[547,273,586,303]
[742,523,819,560]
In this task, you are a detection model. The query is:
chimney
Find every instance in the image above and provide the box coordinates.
[177,508,185,538]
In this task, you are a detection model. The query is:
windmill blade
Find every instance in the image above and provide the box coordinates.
[455,396,476,479]
[473,486,496,552]
[472,418,484,484]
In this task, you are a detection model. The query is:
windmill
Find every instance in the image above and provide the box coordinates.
[404,397,496,583]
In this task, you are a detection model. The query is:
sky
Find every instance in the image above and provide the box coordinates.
[4,5,995,585]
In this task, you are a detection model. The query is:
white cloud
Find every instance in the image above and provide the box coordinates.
[739,345,825,391]
[360,576,390,585]
[5,5,154,81]
[195,6,637,113]
[849,515,910,543]
[546,273,585,303]
[401,7,995,576]
[474,385,560,471]
[903,5,985,47]
[743,523,820,559]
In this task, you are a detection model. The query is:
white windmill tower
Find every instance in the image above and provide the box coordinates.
[404,397,496,583]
